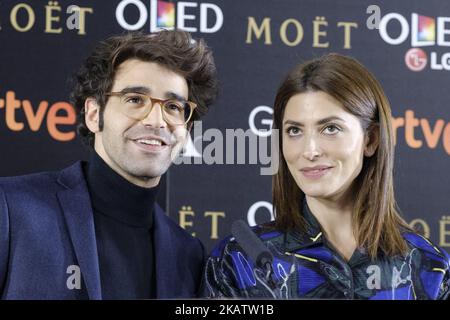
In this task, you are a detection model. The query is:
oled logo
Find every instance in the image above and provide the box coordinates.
[116,0,223,33]
[373,11,450,72]
[414,15,435,46]
[377,13,448,47]
[405,48,427,72]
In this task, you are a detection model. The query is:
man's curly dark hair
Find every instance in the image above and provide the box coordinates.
[70,30,219,147]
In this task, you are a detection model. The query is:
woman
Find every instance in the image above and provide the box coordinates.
[201,53,450,299]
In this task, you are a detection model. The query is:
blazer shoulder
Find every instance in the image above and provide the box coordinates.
[0,170,59,194]
[0,161,84,195]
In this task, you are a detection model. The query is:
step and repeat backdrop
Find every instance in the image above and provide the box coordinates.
[0,0,449,253]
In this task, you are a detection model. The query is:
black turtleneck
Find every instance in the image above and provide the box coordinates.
[83,151,157,299]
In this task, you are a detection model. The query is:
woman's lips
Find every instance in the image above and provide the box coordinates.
[300,166,333,180]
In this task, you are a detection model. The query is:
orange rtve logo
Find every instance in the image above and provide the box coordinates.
[0,90,76,142]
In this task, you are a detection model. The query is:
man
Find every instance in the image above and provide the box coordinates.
[0,30,218,299]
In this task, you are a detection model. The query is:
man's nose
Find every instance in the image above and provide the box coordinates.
[141,103,167,129]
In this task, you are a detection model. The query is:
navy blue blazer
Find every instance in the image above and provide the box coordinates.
[0,162,205,299]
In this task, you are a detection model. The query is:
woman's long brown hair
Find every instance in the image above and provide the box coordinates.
[272,53,412,259]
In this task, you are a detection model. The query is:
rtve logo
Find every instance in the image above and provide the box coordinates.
[0,90,76,142]
[116,0,223,33]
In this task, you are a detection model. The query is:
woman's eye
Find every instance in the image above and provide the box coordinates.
[286,126,302,136]
[323,124,341,135]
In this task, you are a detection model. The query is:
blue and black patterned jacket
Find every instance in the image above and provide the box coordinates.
[201,206,450,300]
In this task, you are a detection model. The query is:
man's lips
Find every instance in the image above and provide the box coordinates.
[131,140,169,153]
[129,135,172,153]
[132,135,169,146]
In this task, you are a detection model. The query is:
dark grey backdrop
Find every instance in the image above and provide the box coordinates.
[0,0,449,253]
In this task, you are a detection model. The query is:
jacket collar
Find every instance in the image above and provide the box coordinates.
[282,200,324,252]
[152,205,181,298]
[281,200,371,266]
[56,161,102,300]
[56,161,186,299]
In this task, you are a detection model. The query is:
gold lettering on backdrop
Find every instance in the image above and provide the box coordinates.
[246,17,272,44]
[246,16,358,49]
[10,3,35,32]
[337,22,358,49]
[439,216,450,247]
[71,6,93,35]
[204,211,225,240]
[179,206,196,237]
[312,16,328,48]
[280,19,304,46]
[45,1,62,34]
[9,2,92,35]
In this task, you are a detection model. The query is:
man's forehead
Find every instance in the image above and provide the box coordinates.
[112,60,189,99]
[115,59,180,78]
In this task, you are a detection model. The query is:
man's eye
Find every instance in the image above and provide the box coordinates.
[125,95,145,104]
[165,102,183,112]
[323,124,341,135]
[286,126,302,136]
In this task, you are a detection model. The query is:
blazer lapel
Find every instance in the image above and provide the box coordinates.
[153,205,178,298]
[56,162,102,300]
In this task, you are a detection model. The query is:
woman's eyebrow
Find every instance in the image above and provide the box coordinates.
[283,116,345,127]
[316,116,345,125]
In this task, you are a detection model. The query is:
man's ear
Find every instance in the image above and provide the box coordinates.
[84,98,101,133]
[364,124,379,157]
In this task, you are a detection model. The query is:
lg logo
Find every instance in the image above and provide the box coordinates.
[116,0,223,33]
[405,48,427,72]
[404,47,450,71]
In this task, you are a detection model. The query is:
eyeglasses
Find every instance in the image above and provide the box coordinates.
[105,91,197,126]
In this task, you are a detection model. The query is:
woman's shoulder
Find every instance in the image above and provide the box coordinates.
[402,231,450,265]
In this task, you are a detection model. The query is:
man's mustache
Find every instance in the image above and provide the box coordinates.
[125,126,188,146]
